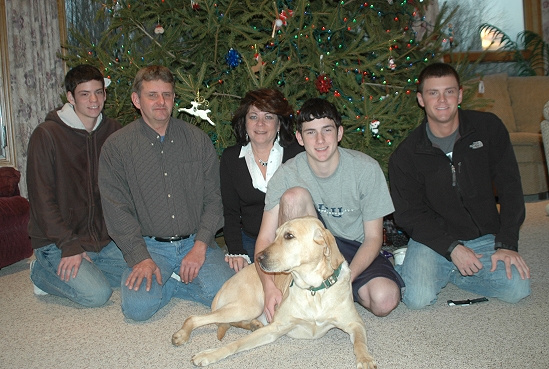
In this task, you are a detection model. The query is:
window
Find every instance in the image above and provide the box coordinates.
[440,0,525,52]
[441,0,543,66]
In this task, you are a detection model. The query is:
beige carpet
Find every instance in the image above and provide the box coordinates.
[1,201,548,369]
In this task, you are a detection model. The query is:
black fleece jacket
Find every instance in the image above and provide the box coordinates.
[388,109,525,258]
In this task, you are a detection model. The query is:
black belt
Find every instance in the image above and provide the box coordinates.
[151,235,191,242]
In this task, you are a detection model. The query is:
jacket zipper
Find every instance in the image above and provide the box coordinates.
[87,132,100,251]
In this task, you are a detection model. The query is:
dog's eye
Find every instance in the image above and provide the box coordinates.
[284,232,294,240]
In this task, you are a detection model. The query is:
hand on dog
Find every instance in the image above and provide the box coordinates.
[225,255,248,273]
[451,244,483,276]
[179,241,207,284]
[125,258,162,291]
[264,285,283,323]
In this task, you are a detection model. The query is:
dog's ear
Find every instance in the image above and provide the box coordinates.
[314,227,344,270]
[314,227,328,248]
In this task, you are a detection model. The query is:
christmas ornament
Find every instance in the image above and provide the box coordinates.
[388,56,396,70]
[315,74,332,94]
[279,9,294,25]
[154,24,164,34]
[272,6,293,37]
[103,77,111,88]
[370,120,380,134]
[251,53,265,74]
[178,91,216,126]
[225,48,242,68]
[191,0,200,10]
[448,23,454,47]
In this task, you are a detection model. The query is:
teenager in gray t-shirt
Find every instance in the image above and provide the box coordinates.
[255,98,403,322]
[265,148,393,243]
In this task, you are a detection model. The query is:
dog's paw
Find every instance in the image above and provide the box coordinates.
[172,329,191,346]
[192,349,219,366]
[357,358,377,369]
[250,318,264,331]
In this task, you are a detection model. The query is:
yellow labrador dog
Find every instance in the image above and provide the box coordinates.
[172,216,376,368]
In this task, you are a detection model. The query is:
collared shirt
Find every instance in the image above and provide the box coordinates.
[239,139,283,193]
[98,117,223,267]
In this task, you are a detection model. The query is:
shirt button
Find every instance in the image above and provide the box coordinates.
[167,194,171,198]
[171,215,175,219]
[164,173,168,176]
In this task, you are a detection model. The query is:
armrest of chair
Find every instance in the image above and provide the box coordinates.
[0,195,30,221]
[543,101,549,168]
[542,120,549,167]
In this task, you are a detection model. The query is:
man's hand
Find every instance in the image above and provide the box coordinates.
[125,258,162,292]
[491,249,531,280]
[450,244,483,276]
[57,252,92,282]
[179,241,207,284]
[225,255,248,273]
[263,284,283,323]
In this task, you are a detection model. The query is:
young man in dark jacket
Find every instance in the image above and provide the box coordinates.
[388,63,531,309]
[27,64,126,307]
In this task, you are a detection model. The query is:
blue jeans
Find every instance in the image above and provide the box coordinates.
[241,231,256,262]
[120,235,235,321]
[397,234,531,309]
[30,241,126,307]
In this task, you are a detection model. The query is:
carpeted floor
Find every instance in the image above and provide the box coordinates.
[1,200,548,369]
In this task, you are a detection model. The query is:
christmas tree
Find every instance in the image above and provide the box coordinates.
[63,0,462,174]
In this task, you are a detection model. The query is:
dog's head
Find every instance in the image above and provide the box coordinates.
[256,216,345,289]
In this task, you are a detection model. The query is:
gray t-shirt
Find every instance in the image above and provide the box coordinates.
[265,148,394,243]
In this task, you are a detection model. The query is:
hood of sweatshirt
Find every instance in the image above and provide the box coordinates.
[57,102,103,131]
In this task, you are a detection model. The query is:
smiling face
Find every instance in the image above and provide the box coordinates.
[245,105,280,147]
[296,117,343,176]
[417,75,463,135]
[131,79,175,130]
[66,79,106,131]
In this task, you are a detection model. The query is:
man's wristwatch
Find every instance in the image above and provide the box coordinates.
[494,241,518,252]
[445,241,463,261]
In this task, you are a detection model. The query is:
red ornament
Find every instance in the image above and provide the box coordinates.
[191,0,200,10]
[279,9,294,25]
[315,74,332,94]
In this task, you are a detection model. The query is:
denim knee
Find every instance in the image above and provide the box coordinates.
[402,287,437,310]
[497,274,531,304]
[122,302,157,321]
[80,287,113,308]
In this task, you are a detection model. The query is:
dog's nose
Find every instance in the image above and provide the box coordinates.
[256,252,265,261]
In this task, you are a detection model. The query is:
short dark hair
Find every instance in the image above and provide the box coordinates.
[64,64,104,96]
[232,88,295,147]
[132,65,175,95]
[417,63,461,93]
[296,98,341,132]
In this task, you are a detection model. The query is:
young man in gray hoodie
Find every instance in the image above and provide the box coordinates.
[27,64,126,307]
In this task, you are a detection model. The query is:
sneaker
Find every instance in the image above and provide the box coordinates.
[171,272,181,282]
[29,260,48,296]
